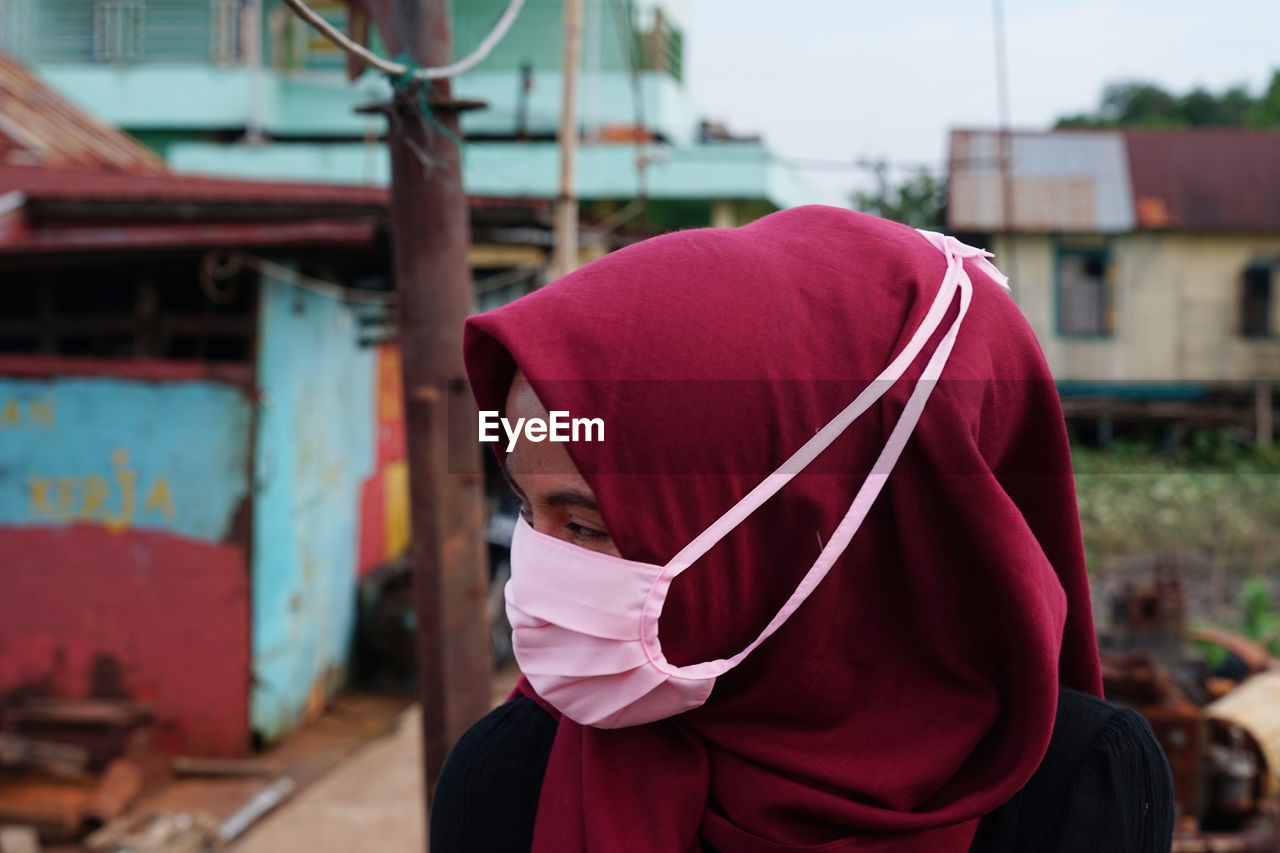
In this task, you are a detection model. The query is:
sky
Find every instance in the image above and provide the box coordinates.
[682,0,1280,206]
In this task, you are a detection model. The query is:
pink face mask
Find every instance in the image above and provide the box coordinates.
[505,231,1009,729]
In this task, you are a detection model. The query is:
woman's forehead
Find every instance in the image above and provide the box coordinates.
[505,370,545,418]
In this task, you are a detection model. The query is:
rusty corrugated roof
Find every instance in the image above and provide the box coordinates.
[948,129,1135,233]
[0,162,557,222]
[0,163,392,253]
[1125,130,1280,231]
[948,127,1280,233]
[0,164,389,208]
[0,50,167,174]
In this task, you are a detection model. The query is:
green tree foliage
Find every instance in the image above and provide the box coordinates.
[1239,576,1280,653]
[1249,71,1280,126]
[1055,72,1280,129]
[851,169,946,230]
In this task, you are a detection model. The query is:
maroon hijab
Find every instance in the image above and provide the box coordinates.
[463,207,1101,852]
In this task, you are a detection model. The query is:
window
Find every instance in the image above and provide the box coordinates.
[0,0,32,60]
[212,0,244,65]
[1057,247,1112,336]
[0,258,255,363]
[270,0,345,70]
[1241,264,1274,338]
[93,0,146,63]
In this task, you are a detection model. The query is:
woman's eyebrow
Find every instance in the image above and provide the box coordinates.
[544,490,599,511]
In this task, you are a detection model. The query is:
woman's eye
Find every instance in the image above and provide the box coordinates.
[518,504,533,523]
[566,521,609,542]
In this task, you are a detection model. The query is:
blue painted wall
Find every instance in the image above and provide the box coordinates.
[250,269,377,742]
[0,377,252,540]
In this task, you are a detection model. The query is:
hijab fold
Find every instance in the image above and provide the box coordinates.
[464,206,1101,852]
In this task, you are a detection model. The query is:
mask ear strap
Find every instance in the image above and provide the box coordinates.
[664,232,989,576]
[642,234,994,679]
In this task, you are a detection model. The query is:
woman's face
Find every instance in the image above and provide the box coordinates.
[502,372,621,556]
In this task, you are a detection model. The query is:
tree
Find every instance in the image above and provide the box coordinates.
[1054,74,1280,129]
[1102,82,1182,126]
[1248,71,1280,127]
[852,169,946,230]
[1205,85,1254,125]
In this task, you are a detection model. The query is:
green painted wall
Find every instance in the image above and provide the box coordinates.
[24,0,94,64]
[38,63,698,143]
[457,0,683,80]
[166,138,818,209]
[456,0,632,75]
[14,0,363,71]
[15,0,817,208]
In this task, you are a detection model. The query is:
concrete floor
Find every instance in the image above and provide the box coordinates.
[230,706,425,853]
[231,666,521,852]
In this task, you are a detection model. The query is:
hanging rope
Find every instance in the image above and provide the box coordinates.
[277,0,525,80]
[388,54,465,152]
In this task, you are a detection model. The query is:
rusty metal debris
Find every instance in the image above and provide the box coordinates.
[0,699,156,844]
[217,777,296,843]
[1,699,153,774]
[84,811,221,853]
[1101,571,1280,850]
[0,757,143,843]
[0,733,90,779]
[85,759,146,832]
[168,757,281,779]
[82,775,295,853]
[1190,627,1279,678]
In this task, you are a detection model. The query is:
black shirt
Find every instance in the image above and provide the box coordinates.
[431,688,1174,852]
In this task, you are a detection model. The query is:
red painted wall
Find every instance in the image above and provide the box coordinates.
[0,525,251,756]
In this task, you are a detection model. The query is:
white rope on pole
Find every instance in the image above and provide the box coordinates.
[277,0,526,80]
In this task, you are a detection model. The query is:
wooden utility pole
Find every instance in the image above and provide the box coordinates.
[387,0,492,813]
[552,0,584,279]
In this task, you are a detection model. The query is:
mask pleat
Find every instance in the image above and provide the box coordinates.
[514,626,650,677]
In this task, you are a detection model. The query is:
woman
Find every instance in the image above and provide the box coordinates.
[433,206,1174,852]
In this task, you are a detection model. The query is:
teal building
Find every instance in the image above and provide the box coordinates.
[1,0,814,236]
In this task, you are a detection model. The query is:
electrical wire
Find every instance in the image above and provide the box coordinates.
[655,148,1014,175]
[585,196,645,236]
[473,264,544,294]
[608,0,649,231]
[666,149,944,174]
[277,0,525,80]
[245,254,398,304]
[202,250,399,304]
[208,251,542,303]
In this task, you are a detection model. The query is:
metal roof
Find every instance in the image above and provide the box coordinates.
[0,163,554,254]
[0,50,546,254]
[0,219,380,255]
[948,129,1134,233]
[1125,130,1280,231]
[0,164,389,210]
[948,128,1280,234]
[0,51,166,174]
